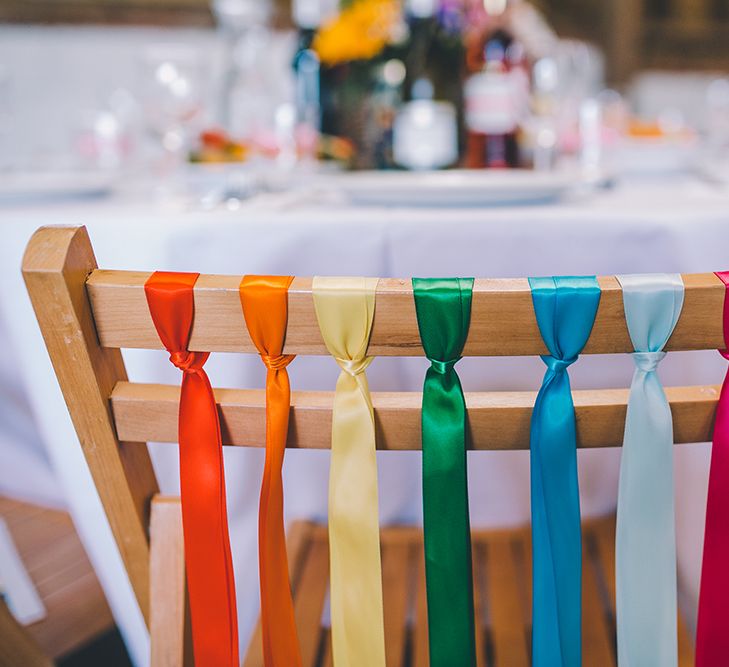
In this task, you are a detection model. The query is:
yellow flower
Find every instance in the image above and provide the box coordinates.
[313,0,401,66]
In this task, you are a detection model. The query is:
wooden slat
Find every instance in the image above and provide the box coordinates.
[592,517,695,667]
[581,538,615,664]
[22,226,159,625]
[86,270,725,356]
[484,537,530,666]
[291,538,329,667]
[0,598,52,667]
[245,520,695,667]
[471,544,487,667]
[592,518,617,605]
[412,544,429,667]
[0,497,114,659]
[381,541,412,667]
[149,496,192,667]
[317,530,413,667]
[510,530,533,650]
[243,521,315,667]
[111,382,720,450]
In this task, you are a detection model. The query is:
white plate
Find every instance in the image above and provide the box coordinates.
[614,137,697,176]
[0,171,114,203]
[316,169,577,207]
[693,157,729,186]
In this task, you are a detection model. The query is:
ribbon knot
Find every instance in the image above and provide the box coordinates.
[413,276,477,667]
[335,356,371,377]
[145,271,239,667]
[313,276,386,666]
[615,273,684,667]
[430,358,459,375]
[541,355,578,374]
[632,350,666,373]
[261,353,295,371]
[169,349,200,372]
[529,275,602,667]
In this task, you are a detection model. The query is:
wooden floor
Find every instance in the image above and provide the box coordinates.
[0,497,114,659]
[244,516,694,667]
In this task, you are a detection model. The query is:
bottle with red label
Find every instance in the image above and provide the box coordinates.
[463,29,522,168]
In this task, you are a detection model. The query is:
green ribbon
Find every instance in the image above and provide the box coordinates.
[413,277,476,667]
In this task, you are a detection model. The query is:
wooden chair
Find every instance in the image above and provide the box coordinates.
[0,597,52,667]
[22,225,717,666]
[0,496,115,666]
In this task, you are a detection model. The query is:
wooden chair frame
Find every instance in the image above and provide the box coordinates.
[22,225,720,665]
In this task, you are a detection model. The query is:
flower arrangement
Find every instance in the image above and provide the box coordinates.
[310,0,516,69]
[313,0,403,66]
[303,0,557,168]
[310,0,473,167]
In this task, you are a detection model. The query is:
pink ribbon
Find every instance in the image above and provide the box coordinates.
[695,270,729,666]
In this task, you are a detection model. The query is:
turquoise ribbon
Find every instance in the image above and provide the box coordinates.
[528,276,601,667]
[615,274,684,667]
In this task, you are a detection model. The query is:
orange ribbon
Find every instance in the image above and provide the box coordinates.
[239,275,302,667]
[145,271,239,667]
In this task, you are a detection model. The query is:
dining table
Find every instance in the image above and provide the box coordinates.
[1,169,726,665]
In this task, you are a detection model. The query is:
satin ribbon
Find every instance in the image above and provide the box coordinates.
[696,270,729,666]
[239,275,302,667]
[144,272,238,667]
[528,275,600,667]
[412,277,476,667]
[312,276,386,667]
[614,274,684,667]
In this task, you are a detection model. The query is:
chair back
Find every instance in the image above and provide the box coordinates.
[22,225,723,665]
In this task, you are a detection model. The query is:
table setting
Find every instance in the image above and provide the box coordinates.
[3,0,729,664]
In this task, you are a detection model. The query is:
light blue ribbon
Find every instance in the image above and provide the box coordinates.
[529,275,601,667]
[615,273,684,667]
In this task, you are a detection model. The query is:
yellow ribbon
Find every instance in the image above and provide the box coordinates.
[312,276,386,667]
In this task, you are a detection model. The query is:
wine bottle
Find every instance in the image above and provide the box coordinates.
[463,29,521,168]
[292,0,327,159]
[404,0,436,96]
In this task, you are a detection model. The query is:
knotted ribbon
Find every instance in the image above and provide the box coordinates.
[696,270,729,666]
[412,277,476,667]
[312,276,386,667]
[239,275,301,667]
[615,273,684,667]
[528,275,601,667]
[144,272,238,667]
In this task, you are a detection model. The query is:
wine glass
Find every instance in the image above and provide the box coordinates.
[706,79,729,161]
[212,0,271,129]
[0,65,15,171]
[137,44,206,177]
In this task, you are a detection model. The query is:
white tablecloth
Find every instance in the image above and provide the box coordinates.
[2,176,727,665]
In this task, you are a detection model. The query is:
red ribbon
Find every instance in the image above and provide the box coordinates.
[696,270,729,666]
[145,272,239,667]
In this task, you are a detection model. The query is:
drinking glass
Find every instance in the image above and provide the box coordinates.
[212,0,270,130]
[0,65,15,171]
[137,44,206,176]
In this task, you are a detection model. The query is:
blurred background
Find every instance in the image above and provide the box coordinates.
[1,0,729,180]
